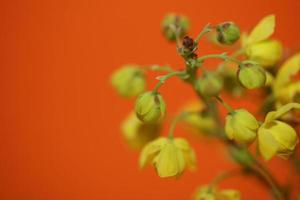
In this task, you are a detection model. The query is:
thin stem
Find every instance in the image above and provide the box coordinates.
[195,23,212,44]
[168,112,188,139]
[197,53,243,65]
[153,71,186,93]
[147,65,175,73]
[208,168,243,188]
[215,96,235,113]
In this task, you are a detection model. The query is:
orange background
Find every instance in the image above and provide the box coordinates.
[1,0,300,199]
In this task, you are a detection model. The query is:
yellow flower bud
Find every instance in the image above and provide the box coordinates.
[258,120,298,160]
[194,186,241,200]
[238,61,266,89]
[258,103,300,160]
[216,22,240,45]
[111,65,145,97]
[196,72,223,97]
[161,13,190,41]
[139,137,196,178]
[225,109,259,144]
[135,92,166,124]
[121,112,160,149]
[246,40,282,67]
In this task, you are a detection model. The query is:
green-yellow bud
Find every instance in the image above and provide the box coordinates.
[111,65,145,97]
[225,109,259,144]
[161,13,190,41]
[196,72,223,97]
[135,92,166,124]
[216,22,240,45]
[258,120,298,160]
[121,112,160,149]
[238,61,266,89]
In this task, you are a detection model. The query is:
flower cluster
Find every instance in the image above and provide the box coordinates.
[111,13,300,199]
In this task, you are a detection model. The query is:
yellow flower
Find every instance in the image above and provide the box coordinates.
[121,112,160,149]
[194,186,241,200]
[243,14,282,68]
[225,109,259,144]
[181,100,216,134]
[258,103,300,160]
[273,53,300,108]
[139,137,196,178]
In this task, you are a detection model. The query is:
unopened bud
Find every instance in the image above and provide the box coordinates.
[161,13,190,41]
[216,22,240,45]
[135,92,166,124]
[196,72,223,97]
[238,61,266,89]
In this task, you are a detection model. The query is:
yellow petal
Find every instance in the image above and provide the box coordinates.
[139,137,167,168]
[174,138,197,170]
[216,189,241,200]
[258,126,279,160]
[265,103,300,123]
[155,141,185,178]
[247,14,275,45]
[273,53,300,93]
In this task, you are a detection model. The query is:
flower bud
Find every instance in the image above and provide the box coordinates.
[258,120,298,160]
[135,92,166,124]
[121,112,160,149]
[246,40,282,67]
[216,22,240,45]
[225,109,259,144]
[139,137,196,178]
[111,65,145,97]
[161,13,190,41]
[238,61,266,89]
[194,186,241,200]
[196,72,223,97]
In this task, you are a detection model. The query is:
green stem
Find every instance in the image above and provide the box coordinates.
[215,96,235,113]
[195,23,212,44]
[153,71,186,93]
[197,53,243,65]
[208,169,243,189]
[147,65,175,73]
[168,112,188,139]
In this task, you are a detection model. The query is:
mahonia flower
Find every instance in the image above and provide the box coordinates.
[139,137,196,178]
[181,100,216,134]
[216,22,240,45]
[242,14,282,67]
[196,72,223,97]
[111,65,145,97]
[135,91,166,124]
[237,61,266,89]
[121,112,160,149]
[194,185,241,200]
[272,53,300,109]
[161,13,190,41]
[225,109,259,144]
[258,103,300,160]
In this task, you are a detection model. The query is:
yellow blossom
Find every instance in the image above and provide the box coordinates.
[194,185,241,200]
[121,112,160,149]
[273,53,300,108]
[258,103,300,160]
[139,137,196,178]
[225,109,259,144]
[243,14,282,68]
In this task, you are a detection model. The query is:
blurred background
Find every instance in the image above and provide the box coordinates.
[1,0,300,199]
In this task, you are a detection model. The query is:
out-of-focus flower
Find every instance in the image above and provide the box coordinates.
[237,60,266,89]
[225,109,259,144]
[111,65,145,97]
[139,137,196,178]
[196,72,223,97]
[135,92,166,124]
[216,22,240,45]
[161,13,190,41]
[242,15,282,68]
[194,185,241,200]
[258,103,300,160]
[272,53,300,108]
[181,100,216,134]
[121,112,160,149]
